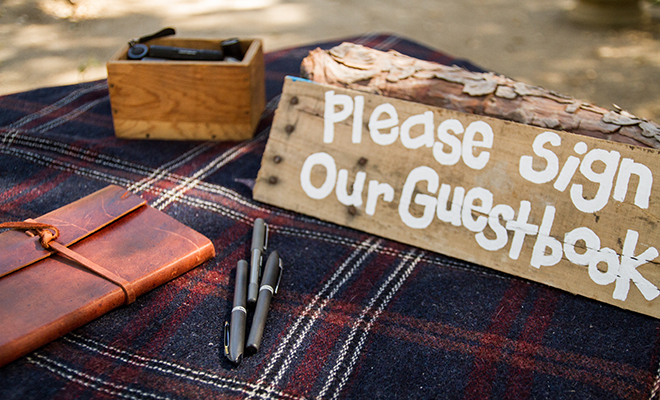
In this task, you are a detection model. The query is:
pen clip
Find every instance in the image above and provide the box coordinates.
[274,258,283,295]
[263,222,269,251]
[223,320,230,358]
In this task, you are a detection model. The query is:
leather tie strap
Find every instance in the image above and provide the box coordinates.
[0,221,136,305]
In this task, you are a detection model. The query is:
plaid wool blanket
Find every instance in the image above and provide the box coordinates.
[0,34,659,400]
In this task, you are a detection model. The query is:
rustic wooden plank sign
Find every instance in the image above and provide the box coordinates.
[254,77,660,318]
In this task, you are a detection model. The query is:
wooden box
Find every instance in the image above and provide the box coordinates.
[106,38,265,141]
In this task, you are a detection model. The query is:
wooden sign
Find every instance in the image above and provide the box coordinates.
[254,77,660,318]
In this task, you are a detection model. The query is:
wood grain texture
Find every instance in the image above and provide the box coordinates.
[254,77,660,318]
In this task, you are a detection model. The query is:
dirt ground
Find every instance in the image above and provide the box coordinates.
[1,0,660,122]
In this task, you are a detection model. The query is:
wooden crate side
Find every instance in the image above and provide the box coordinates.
[113,118,254,141]
[246,40,266,132]
[107,61,252,123]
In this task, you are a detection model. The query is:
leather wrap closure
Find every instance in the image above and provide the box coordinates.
[0,185,145,304]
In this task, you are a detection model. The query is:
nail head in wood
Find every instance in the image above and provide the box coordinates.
[358,157,368,166]
[268,176,278,184]
[273,155,282,164]
[290,96,299,105]
[285,124,295,134]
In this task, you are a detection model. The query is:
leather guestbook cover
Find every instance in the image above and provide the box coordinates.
[0,185,216,367]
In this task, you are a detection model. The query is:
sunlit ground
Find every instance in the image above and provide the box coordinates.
[1,0,660,121]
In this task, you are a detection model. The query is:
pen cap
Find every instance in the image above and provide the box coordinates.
[260,251,282,289]
[234,260,248,307]
[251,218,267,250]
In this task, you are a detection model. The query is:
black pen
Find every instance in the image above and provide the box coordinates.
[246,251,283,355]
[224,260,248,364]
[248,218,268,306]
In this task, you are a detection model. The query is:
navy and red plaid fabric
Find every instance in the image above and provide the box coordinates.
[1,33,659,400]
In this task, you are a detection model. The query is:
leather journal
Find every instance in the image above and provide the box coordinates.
[0,185,216,367]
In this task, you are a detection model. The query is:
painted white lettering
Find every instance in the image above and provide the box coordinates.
[588,247,620,286]
[461,187,493,232]
[530,206,563,268]
[570,149,621,213]
[564,227,601,266]
[300,152,337,200]
[365,180,395,216]
[400,111,435,149]
[436,184,465,227]
[369,103,399,146]
[433,119,464,166]
[613,158,653,209]
[506,201,539,260]
[554,156,581,192]
[323,91,353,144]
[614,229,660,301]
[519,131,561,184]
[336,170,366,207]
[399,166,439,229]
[475,204,514,251]
[462,121,493,170]
[554,142,587,192]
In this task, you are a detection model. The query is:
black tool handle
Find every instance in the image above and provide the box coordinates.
[129,27,176,47]
[148,45,224,61]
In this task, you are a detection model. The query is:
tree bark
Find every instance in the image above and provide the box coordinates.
[300,42,660,149]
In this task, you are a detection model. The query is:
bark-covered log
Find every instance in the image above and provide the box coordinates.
[300,42,660,149]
